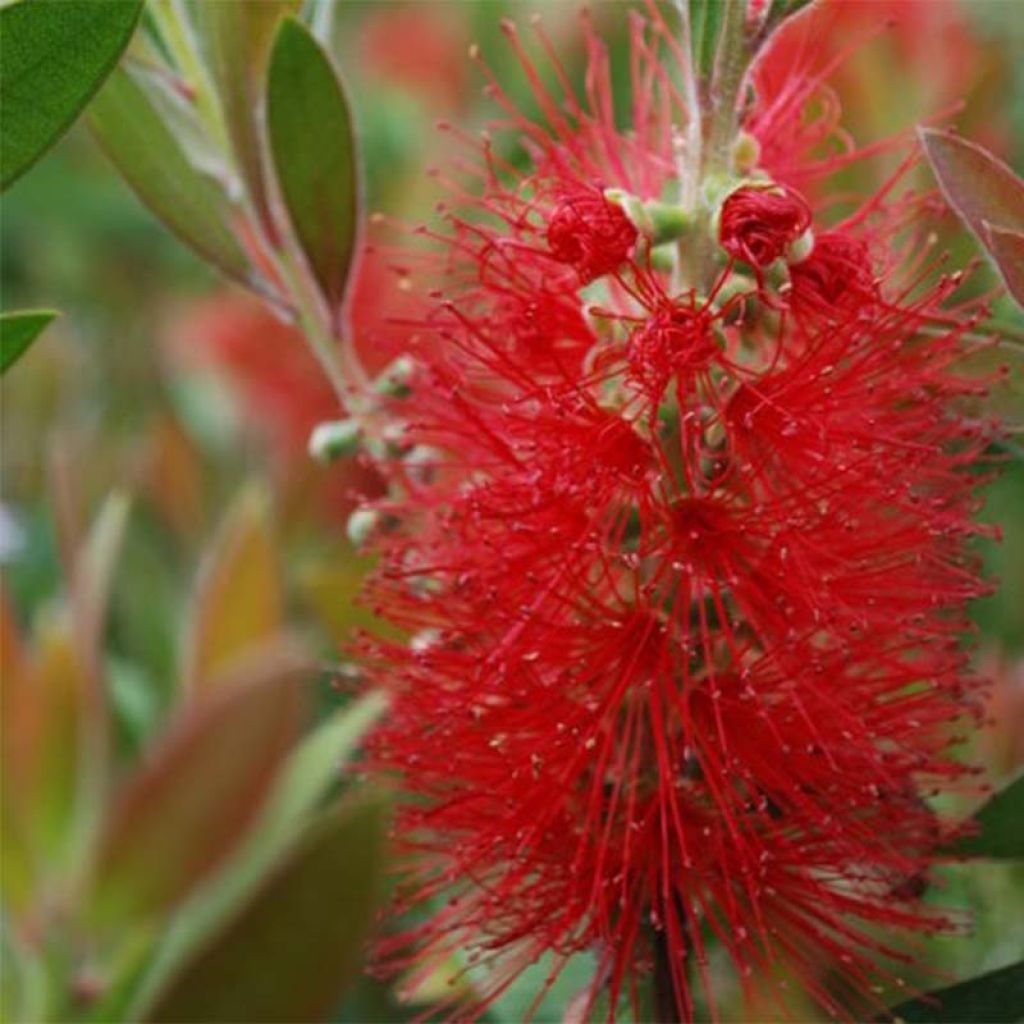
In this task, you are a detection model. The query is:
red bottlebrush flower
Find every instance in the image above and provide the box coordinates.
[356,10,999,1022]
[624,298,721,399]
[547,186,639,283]
[357,4,468,109]
[166,293,338,457]
[790,229,880,314]
[718,184,812,267]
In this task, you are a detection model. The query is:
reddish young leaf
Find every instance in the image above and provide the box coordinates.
[182,485,284,695]
[86,641,309,926]
[1,613,93,910]
[919,128,1024,247]
[985,222,1024,310]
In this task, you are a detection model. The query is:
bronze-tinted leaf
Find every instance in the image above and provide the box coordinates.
[87,642,309,926]
[919,129,1024,246]
[120,692,385,1019]
[259,690,388,848]
[183,484,283,695]
[71,491,131,689]
[0,611,92,907]
[986,223,1024,310]
[145,791,388,1023]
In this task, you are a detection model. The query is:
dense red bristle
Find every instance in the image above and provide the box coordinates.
[719,185,813,268]
[353,7,1000,1022]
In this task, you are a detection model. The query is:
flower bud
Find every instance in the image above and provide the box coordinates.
[730,131,761,176]
[547,185,638,283]
[308,418,362,463]
[346,506,380,548]
[374,355,416,397]
[606,188,694,248]
[719,184,813,268]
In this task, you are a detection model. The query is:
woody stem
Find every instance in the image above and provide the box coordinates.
[652,927,693,1024]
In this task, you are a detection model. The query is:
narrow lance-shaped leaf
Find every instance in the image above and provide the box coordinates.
[945,773,1024,859]
[881,959,1024,1023]
[986,222,1024,310]
[88,66,252,287]
[259,689,389,848]
[63,493,134,869]
[72,491,132,688]
[198,1,298,241]
[144,792,389,1024]
[86,643,309,926]
[0,310,57,374]
[267,16,359,320]
[919,128,1024,247]
[0,0,143,190]
[182,484,284,695]
[123,691,388,1020]
[1,611,92,905]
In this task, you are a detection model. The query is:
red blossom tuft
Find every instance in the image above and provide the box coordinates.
[353,9,1000,1022]
[790,229,880,314]
[547,186,639,283]
[718,184,813,267]
[625,299,722,399]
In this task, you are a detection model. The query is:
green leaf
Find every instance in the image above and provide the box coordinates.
[883,959,1024,1023]
[947,774,1024,859]
[267,16,359,317]
[0,309,57,374]
[259,690,388,847]
[1,610,93,902]
[144,791,389,1024]
[198,0,297,238]
[86,642,309,926]
[919,129,1024,250]
[71,491,132,684]
[986,223,1024,310]
[88,66,252,286]
[0,0,143,190]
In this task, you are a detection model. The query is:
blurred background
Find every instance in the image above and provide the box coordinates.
[1,2,1022,1021]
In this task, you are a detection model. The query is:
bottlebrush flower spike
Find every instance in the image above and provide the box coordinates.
[355,7,1000,1022]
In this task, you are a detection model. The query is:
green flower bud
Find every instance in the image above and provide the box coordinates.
[308,418,362,463]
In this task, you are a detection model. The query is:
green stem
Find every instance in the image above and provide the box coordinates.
[275,249,364,406]
[689,0,751,293]
[705,0,749,178]
[152,0,376,436]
